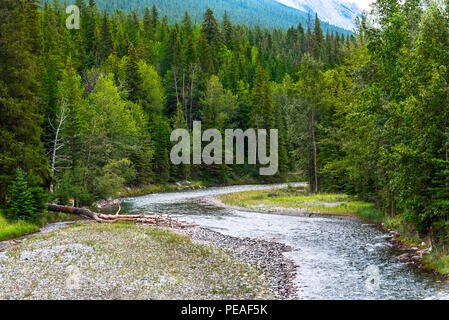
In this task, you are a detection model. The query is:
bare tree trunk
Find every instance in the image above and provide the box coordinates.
[47,203,194,228]
[50,105,67,193]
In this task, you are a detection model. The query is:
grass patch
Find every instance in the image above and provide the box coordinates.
[355,206,385,222]
[218,186,384,221]
[146,227,191,246]
[219,187,384,222]
[0,214,39,241]
[0,206,79,242]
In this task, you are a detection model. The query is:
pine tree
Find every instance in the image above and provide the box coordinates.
[250,64,275,129]
[151,117,171,183]
[0,0,49,203]
[312,14,324,61]
[143,7,154,41]
[58,58,85,174]
[99,10,113,62]
[224,18,234,49]
[172,103,190,180]
[126,43,141,102]
[151,5,159,30]
[6,169,34,221]
[6,169,46,223]
[202,8,221,46]
[83,0,98,67]
[181,11,195,67]
[198,33,213,74]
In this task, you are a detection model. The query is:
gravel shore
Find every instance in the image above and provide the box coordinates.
[176,227,298,299]
[0,222,297,300]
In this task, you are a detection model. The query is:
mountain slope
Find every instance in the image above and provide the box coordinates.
[275,0,362,30]
[85,0,352,34]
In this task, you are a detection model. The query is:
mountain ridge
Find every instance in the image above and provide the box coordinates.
[65,0,353,34]
[275,0,362,30]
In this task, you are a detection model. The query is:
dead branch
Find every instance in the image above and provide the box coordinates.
[47,204,194,229]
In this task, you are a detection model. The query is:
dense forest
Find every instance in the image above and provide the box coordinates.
[1,0,449,247]
[56,0,352,35]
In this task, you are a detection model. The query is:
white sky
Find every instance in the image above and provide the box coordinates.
[355,0,375,11]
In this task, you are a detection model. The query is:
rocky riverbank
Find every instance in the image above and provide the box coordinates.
[176,227,298,299]
[382,228,441,277]
[0,222,297,300]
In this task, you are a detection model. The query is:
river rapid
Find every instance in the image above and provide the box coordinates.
[122,183,449,300]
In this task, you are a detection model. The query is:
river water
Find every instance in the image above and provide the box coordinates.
[122,183,449,300]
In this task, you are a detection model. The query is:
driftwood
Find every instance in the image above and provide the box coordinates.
[47,204,192,229]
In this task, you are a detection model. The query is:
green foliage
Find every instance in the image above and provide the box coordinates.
[11,1,449,257]
[137,61,165,115]
[5,169,47,223]
[201,75,238,129]
[0,0,49,202]
[52,168,92,206]
[0,1,357,208]
[0,214,39,241]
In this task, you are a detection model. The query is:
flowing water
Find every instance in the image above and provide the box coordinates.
[122,183,449,300]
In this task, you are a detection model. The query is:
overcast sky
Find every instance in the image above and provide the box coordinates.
[355,0,375,11]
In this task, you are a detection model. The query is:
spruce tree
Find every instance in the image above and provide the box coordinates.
[198,33,213,74]
[126,43,141,102]
[202,8,220,46]
[151,5,159,30]
[312,14,324,61]
[143,7,154,41]
[99,11,113,62]
[250,64,275,129]
[0,0,49,203]
[6,169,46,223]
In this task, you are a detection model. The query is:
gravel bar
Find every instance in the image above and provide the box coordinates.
[0,222,297,300]
[177,227,298,300]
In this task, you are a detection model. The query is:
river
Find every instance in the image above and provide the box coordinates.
[122,183,449,300]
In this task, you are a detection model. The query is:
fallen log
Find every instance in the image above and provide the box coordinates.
[47,203,192,229]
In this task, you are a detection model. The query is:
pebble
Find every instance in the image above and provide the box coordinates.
[0,223,288,300]
[177,227,298,300]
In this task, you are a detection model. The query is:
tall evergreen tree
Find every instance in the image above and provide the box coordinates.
[202,8,221,47]
[125,43,141,102]
[0,0,49,202]
[99,10,113,62]
[312,14,324,60]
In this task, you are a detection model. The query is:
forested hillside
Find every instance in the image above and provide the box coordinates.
[1,0,449,251]
[54,0,352,34]
[1,0,353,206]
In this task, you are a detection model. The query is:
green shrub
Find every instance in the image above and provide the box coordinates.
[52,168,92,206]
[384,215,404,230]
[5,169,47,223]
